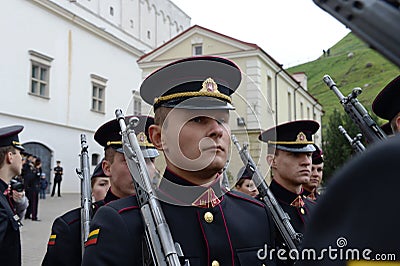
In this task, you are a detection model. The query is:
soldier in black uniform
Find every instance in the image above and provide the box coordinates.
[302,144,324,201]
[93,115,159,204]
[51,160,63,197]
[42,160,108,266]
[258,120,318,261]
[0,125,25,266]
[298,136,400,265]
[82,56,277,265]
[296,75,400,265]
[372,75,400,134]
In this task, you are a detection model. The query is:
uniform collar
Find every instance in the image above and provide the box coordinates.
[104,189,120,204]
[270,179,302,205]
[0,178,8,194]
[156,168,224,208]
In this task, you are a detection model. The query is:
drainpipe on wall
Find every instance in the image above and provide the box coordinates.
[312,101,322,144]
[293,82,301,120]
[274,64,284,124]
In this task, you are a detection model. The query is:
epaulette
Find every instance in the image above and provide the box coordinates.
[303,195,316,205]
[226,190,265,208]
[105,195,140,214]
[59,207,80,225]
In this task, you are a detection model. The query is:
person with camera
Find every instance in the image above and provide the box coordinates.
[0,125,26,265]
[9,178,29,219]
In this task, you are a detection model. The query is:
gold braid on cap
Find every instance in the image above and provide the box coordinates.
[12,141,22,146]
[267,132,314,145]
[154,78,232,105]
[106,141,122,146]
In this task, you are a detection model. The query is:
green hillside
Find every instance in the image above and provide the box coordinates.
[287,33,399,132]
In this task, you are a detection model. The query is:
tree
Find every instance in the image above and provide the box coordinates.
[322,109,365,183]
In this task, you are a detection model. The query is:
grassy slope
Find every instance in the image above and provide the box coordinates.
[287,33,399,132]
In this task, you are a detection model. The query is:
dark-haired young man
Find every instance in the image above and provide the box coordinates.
[82,56,277,265]
[0,125,25,265]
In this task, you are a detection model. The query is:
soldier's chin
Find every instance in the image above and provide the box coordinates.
[299,177,311,184]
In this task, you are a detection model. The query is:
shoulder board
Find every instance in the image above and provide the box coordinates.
[304,197,316,205]
[106,195,140,213]
[226,190,265,208]
[59,207,80,225]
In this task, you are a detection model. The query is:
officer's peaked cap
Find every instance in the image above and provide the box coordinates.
[259,120,319,153]
[94,115,159,158]
[372,75,400,121]
[140,56,241,110]
[0,125,24,151]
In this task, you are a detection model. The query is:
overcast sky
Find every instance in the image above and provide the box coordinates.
[171,0,350,67]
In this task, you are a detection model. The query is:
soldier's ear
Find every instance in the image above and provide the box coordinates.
[102,160,111,177]
[6,151,13,164]
[149,124,163,150]
[395,115,400,133]
[266,154,275,166]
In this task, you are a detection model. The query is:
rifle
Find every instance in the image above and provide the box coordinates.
[115,109,188,266]
[313,0,400,67]
[323,75,387,144]
[338,125,366,153]
[76,134,92,256]
[231,135,302,252]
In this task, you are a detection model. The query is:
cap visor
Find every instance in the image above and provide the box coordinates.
[141,148,159,158]
[276,144,316,153]
[162,96,234,110]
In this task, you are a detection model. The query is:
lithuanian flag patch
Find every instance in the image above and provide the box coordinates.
[47,234,56,246]
[85,228,100,247]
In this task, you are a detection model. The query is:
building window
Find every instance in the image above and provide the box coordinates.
[91,74,107,113]
[147,30,151,39]
[29,50,53,98]
[307,106,310,119]
[110,6,114,16]
[130,19,134,28]
[132,91,142,115]
[91,153,100,166]
[300,102,304,119]
[193,44,202,55]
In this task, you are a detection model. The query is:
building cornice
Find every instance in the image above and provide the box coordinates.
[0,111,97,133]
[30,0,145,57]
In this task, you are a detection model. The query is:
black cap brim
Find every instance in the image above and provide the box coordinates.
[161,96,235,110]
[276,144,316,153]
[372,76,400,121]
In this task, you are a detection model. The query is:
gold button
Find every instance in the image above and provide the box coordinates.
[204,212,213,223]
[211,260,220,266]
[300,208,305,215]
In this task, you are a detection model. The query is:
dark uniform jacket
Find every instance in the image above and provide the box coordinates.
[301,189,320,202]
[42,201,104,266]
[299,135,400,265]
[269,179,315,236]
[0,179,21,266]
[82,169,277,265]
[53,166,63,182]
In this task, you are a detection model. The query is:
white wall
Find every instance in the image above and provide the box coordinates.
[0,0,190,192]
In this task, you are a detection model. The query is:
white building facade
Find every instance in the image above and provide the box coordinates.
[1,0,190,192]
[137,25,324,184]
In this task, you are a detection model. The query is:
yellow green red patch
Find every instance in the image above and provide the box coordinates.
[47,234,56,246]
[85,228,100,247]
